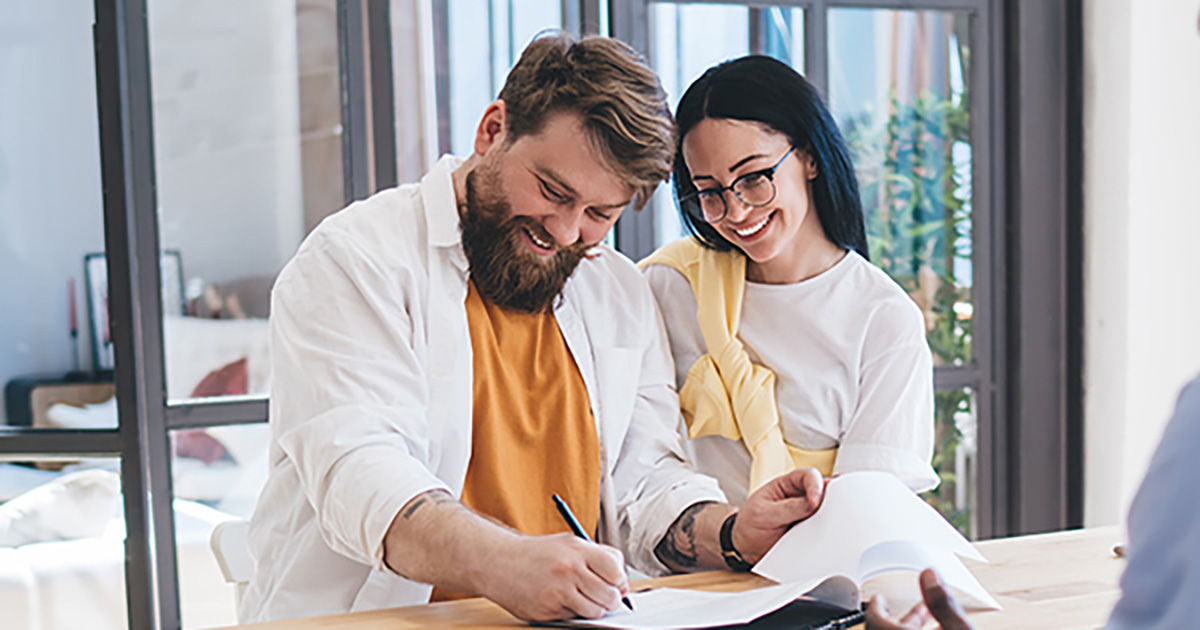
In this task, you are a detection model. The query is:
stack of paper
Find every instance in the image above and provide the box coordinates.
[753,471,1000,609]
[561,471,997,629]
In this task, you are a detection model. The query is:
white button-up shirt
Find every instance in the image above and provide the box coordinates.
[240,156,726,623]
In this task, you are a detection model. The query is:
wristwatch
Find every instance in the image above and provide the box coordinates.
[719,512,753,572]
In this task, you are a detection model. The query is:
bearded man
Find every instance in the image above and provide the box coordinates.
[241,33,826,624]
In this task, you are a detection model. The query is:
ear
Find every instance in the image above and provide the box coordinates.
[801,151,818,180]
[473,100,507,157]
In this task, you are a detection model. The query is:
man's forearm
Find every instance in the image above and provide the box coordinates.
[653,501,735,572]
[383,489,518,596]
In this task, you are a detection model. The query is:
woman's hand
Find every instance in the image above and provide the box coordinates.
[730,467,824,564]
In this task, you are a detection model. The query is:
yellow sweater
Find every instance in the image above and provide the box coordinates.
[640,239,836,492]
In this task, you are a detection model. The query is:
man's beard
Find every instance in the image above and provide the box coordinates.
[459,165,590,314]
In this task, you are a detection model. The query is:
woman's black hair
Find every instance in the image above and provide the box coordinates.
[673,55,869,260]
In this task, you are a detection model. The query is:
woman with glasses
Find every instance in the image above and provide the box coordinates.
[640,55,937,506]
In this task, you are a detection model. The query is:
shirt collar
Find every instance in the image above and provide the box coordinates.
[420,154,466,249]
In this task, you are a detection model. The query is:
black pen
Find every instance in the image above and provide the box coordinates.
[552,493,635,612]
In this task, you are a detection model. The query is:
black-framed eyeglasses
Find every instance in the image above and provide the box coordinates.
[679,146,797,224]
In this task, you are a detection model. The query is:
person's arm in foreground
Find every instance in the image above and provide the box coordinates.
[866,569,974,630]
[654,467,825,571]
[383,490,631,621]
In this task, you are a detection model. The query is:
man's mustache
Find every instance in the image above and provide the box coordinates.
[507,216,589,256]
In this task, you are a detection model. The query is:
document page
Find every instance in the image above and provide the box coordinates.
[562,582,814,630]
[752,471,999,609]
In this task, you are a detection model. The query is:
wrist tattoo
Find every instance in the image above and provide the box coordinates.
[400,489,454,520]
[655,501,713,569]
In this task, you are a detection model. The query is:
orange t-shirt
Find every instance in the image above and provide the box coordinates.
[432,280,601,601]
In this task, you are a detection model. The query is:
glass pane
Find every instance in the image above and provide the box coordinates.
[830,9,975,367]
[0,456,244,629]
[147,0,344,404]
[648,4,806,250]
[763,7,805,70]
[391,0,437,183]
[921,388,978,539]
[172,423,270,627]
[0,457,128,628]
[649,3,749,249]
[0,2,119,432]
[446,0,563,157]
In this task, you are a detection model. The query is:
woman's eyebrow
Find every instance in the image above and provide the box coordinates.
[693,152,772,181]
[727,153,771,173]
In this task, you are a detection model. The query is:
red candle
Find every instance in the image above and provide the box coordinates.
[68,277,77,334]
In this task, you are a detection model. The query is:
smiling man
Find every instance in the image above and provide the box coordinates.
[240,33,826,624]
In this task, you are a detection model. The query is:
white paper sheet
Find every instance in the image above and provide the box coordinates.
[564,582,815,630]
[753,471,1000,610]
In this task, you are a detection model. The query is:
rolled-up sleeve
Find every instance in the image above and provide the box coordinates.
[269,232,448,571]
[609,275,726,575]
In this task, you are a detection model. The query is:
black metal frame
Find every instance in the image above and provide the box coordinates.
[91,1,181,626]
[1000,0,1085,535]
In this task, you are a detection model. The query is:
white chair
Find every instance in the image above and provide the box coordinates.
[209,519,252,608]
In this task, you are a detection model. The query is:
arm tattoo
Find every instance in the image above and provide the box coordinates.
[400,489,454,520]
[655,501,713,570]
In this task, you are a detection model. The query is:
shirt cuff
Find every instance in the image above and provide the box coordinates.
[834,444,940,493]
[625,477,727,576]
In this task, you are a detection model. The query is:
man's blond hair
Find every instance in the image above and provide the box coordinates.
[499,33,675,210]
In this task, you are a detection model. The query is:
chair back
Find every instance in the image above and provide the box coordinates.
[210,519,252,607]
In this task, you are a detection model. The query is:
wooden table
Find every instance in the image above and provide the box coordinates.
[225,526,1124,630]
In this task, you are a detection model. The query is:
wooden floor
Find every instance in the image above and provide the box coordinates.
[225,526,1125,630]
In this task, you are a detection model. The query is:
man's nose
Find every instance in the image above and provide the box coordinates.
[541,207,583,247]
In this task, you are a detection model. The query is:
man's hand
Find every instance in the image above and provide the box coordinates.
[731,467,824,564]
[383,490,629,622]
[481,533,630,621]
[865,569,974,630]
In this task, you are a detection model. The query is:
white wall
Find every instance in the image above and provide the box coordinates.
[149,0,305,287]
[0,0,106,392]
[1084,0,1200,526]
[0,0,310,422]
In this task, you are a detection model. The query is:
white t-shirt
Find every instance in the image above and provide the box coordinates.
[643,249,938,503]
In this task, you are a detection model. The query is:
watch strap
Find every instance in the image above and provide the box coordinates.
[719,512,753,572]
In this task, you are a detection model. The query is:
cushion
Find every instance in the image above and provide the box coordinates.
[189,357,248,399]
[173,357,251,464]
[45,396,117,430]
[0,470,120,547]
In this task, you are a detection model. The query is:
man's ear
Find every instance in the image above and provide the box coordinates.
[474,100,507,157]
